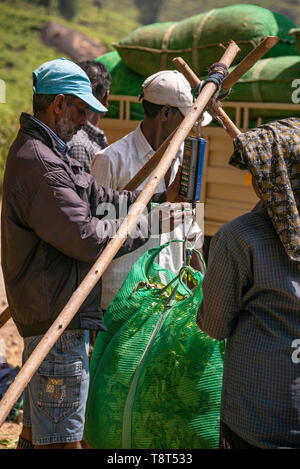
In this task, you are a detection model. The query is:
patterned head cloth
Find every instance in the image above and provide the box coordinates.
[229,118,300,265]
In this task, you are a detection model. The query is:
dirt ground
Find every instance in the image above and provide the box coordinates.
[0,323,23,449]
[0,205,23,449]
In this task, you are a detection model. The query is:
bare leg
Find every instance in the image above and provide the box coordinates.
[20,425,32,440]
[17,425,33,449]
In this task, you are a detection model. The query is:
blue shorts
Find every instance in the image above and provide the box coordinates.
[22,329,89,446]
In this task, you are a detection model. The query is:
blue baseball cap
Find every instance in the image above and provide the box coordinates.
[33,57,107,113]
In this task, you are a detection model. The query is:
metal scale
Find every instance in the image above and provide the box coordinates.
[179,116,207,203]
[179,116,208,269]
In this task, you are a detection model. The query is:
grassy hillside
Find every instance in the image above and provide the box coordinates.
[0,1,140,118]
[0,0,140,181]
[159,0,300,24]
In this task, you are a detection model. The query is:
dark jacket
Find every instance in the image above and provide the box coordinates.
[1,113,165,337]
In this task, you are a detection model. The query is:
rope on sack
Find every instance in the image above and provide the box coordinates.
[191,61,232,128]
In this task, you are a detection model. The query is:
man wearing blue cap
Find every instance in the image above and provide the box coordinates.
[1,58,182,449]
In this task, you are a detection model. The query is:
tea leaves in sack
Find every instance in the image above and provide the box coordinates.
[84,242,224,449]
[222,55,300,123]
[113,4,297,78]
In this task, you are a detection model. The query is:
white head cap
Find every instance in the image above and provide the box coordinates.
[140,70,212,126]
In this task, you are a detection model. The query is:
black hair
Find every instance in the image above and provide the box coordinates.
[141,99,180,119]
[141,99,163,118]
[77,60,111,101]
[32,93,74,115]
[32,75,74,115]
[33,94,54,115]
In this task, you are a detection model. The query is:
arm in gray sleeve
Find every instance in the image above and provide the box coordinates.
[27,170,162,263]
[93,182,165,258]
[197,230,252,340]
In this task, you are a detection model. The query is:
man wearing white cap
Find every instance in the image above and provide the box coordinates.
[91,70,212,312]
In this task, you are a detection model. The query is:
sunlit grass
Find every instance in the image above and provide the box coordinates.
[0,0,140,186]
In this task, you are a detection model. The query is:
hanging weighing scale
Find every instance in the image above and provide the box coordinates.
[179,117,207,202]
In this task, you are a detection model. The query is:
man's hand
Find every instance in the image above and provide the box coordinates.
[165,165,186,203]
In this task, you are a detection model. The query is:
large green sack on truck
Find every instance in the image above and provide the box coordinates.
[96,51,145,120]
[224,55,300,122]
[84,242,224,449]
[96,51,300,125]
[113,4,297,78]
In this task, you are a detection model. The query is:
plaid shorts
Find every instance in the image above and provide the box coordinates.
[22,329,89,446]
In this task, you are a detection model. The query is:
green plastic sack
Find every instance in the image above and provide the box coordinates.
[222,55,300,123]
[84,241,224,449]
[95,51,145,120]
[114,4,297,78]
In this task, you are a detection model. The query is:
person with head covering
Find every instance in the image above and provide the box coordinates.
[197,117,300,449]
[67,60,111,173]
[91,70,212,312]
[1,58,182,449]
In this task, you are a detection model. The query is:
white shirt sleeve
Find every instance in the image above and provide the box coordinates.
[91,150,114,189]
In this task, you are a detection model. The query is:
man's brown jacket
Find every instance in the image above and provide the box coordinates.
[1,112,164,337]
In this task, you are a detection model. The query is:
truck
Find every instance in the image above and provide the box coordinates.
[99,95,300,239]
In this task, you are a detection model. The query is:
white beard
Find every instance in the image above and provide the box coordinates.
[56,106,80,142]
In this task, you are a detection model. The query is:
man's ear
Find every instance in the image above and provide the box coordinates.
[101,90,110,109]
[161,105,170,121]
[53,94,67,115]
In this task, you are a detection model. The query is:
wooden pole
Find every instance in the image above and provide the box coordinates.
[222,36,279,90]
[172,57,241,139]
[172,36,279,140]
[0,40,241,427]
[123,43,243,192]
[0,37,281,333]
[122,130,175,191]
[0,307,10,329]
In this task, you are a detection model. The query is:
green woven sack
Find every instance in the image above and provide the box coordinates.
[95,51,300,126]
[95,51,145,120]
[222,55,300,123]
[229,55,300,104]
[114,4,297,78]
[84,241,224,449]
